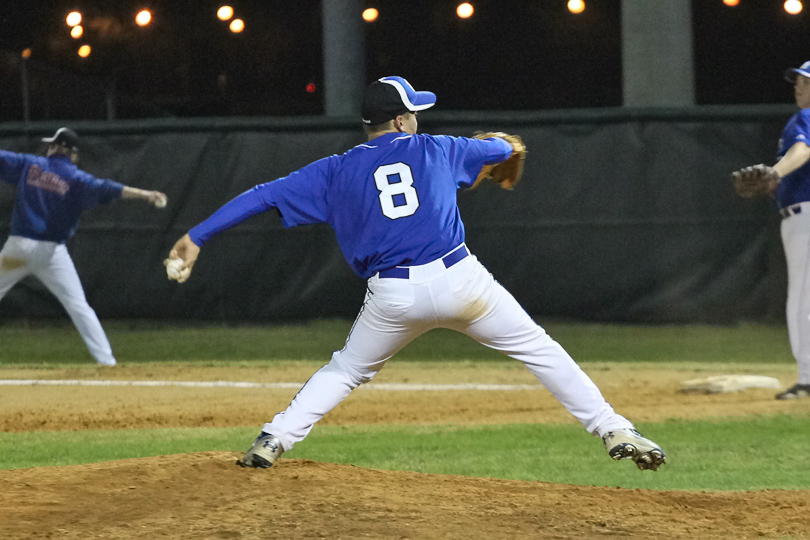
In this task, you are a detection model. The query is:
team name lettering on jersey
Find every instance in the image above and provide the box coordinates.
[26,165,69,195]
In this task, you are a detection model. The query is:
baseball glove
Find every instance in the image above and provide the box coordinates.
[470,132,527,190]
[731,164,780,198]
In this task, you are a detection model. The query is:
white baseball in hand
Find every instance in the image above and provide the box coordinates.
[164,258,190,283]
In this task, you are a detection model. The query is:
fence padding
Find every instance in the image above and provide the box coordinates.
[0,107,793,323]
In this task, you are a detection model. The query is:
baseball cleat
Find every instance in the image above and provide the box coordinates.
[602,428,666,471]
[237,432,284,469]
[775,383,810,400]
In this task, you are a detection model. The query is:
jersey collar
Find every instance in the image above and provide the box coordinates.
[364,132,412,147]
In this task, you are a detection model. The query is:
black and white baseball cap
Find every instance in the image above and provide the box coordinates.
[42,127,80,150]
[785,60,810,83]
[362,76,437,125]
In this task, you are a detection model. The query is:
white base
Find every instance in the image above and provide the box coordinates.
[680,374,781,394]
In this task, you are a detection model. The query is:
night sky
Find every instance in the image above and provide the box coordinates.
[0,0,808,121]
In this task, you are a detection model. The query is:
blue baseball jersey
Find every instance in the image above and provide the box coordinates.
[189,133,513,278]
[0,150,124,243]
[775,108,810,208]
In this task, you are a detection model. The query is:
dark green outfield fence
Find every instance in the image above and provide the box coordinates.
[0,105,797,323]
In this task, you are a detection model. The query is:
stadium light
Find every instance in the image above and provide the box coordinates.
[135,9,152,26]
[78,45,91,58]
[217,6,234,21]
[362,8,379,22]
[21,48,32,59]
[723,0,740,6]
[568,0,585,14]
[66,11,82,27]
[784,0,803,13]
[457,3,474,18]
[229,18,245,33]
[70,25,83,38]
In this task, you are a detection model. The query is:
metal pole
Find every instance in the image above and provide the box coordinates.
[322,0,365,117]
[20,55,31,124]
[106,79,116,121]
[622,0,695,107]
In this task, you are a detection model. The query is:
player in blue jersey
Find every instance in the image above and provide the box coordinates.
[0,127,168,366]
[169,76,666,470]
[765,61,810,399]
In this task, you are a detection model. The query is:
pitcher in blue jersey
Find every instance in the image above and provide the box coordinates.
[0,127,168,366]
[768,61,810,399]
[169,77,666,471]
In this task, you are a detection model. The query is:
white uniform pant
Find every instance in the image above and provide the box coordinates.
[781,206,810,384]
[265,247,633,452]
[0,235,116,366]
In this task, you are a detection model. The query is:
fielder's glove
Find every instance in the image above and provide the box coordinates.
[731,164,780,198]
[470,132,527,190]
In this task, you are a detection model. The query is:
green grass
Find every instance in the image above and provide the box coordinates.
[2,416,809,491]
[544,323,793,364]
[0,426,250,469]
[0,319,795,364]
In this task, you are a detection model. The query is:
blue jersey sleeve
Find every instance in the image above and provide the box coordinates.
[268,156,331,227]
[188,156,332,246]
[445,136,513,189]
[795,109,810,147]
[73,170,124,209]
[0,150,28,186]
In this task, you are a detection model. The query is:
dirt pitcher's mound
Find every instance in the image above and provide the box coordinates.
[1,452,808,539]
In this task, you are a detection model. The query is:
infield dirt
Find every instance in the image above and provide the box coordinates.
[1,362,808,539]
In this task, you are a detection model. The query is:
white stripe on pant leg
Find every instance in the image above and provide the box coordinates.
[792,212,810,385]
[455,262,633,436]
[34,245,116,365]
[477,317,631,436]
[263,356,358,452]
[263,279,424,451]
[782,211,810,384]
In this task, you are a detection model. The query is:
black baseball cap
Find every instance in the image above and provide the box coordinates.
[42,127,80,150]
[784,60,810,83]
[362,76,437,125]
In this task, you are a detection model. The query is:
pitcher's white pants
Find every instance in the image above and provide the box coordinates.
[265,247,633,452]
[0,235,116,366]
[781,206,810,384]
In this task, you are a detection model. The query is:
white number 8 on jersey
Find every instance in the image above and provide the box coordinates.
[374,162,420,220]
